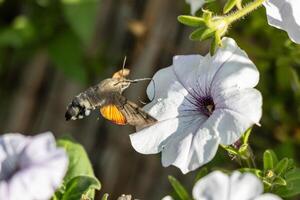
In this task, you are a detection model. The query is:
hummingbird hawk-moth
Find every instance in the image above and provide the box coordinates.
[65,68,157,128]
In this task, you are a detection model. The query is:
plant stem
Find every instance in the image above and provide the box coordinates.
[244,146,257,168]
[224,0,266,24]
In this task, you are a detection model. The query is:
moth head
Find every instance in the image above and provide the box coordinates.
[99,78,131,93]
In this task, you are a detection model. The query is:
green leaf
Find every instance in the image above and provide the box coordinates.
[274,158,289,176]
[48,31,87,84]
[62,175,101,200]
[239,168,263,178]
[284,168,300,182]
[273,176,287,186]
[101,193,109,200]
[190,28,214,41]
[177,15,205,27]
[57,139,95,183]
[220,145,238,155]
[263,149,278,171]
[223,0,237,14]
[202,10,212,22]
[168,176,192,200]
[276,168,300,197]
[194,167,208,182]
[189,28,205,40]
[242,127,252,145]
[61,0,99,45]
[210,37,217,56]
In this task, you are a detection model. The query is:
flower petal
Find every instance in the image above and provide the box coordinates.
[173,55,212,97]
[254,194,283,200]
[264,0,300,44]
[229,171,263,200]
[206,109,253,145]
[130,114,206,155]
[0,133,68,200]
[192,171,229,200]
[161,117,219,174]
[209,38,259,95]
[173,38,259,98]
[130,118,180,154]
[0,134,28,156]
[161,196,174,200]
[145,66,188,121]
[214,88,262,125]
[186,0,205,15]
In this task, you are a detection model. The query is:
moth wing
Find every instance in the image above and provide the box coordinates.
[100,104,127,125]
[115,94,157,128]
[101,93,157,128]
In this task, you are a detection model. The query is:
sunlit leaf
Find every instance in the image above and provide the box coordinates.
[48,31,87,84]
[168,176,192,200]
[62,175,101,200]
[263,149,278,171]
[178,15,205,27]
[61,0,99,45]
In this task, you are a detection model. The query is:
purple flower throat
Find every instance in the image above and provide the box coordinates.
[196,95,215,117]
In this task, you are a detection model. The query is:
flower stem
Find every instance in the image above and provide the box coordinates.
[243,145,257,168]
[224,0,266,24]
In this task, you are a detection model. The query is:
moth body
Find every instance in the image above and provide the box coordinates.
[65,68,157,128]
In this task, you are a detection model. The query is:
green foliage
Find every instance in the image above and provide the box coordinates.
[0,16,35,48]
[168,176,192,200]
[55,139,101,200]
[276,168,300,197]
[177,16,205,27]
[263,149,278,171]
[223,0,242,13]
[62,176,101,200]
[101,193,109,200]
[48,31,87,84]
[61,0,98,45]
[194,167,209,183]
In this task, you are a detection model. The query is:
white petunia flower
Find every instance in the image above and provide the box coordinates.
[193,171,282,200]
[186,0,205,15]
[161,195,174,200]
[263,0,300,44]
[0,132,68,200]
[130,37,262,174]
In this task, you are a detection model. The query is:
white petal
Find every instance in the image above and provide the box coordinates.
[0,133,28,157]
[145,66,188,121]
[214,88,262,125]
[206,109,253,145]
[20,132,58,164]
[209,38,259,95]
[0,133,68,200]
[130,115,206,155]
[161,117,219,174]
[161,195,174,200]
[130,118,180,154]
[254,194,283,200]
[229,171,263,200]
[173,38,259,99]
[186,0,205,15]
[264,0,300,44]
[173,55,210,97]
[192,171,229,200]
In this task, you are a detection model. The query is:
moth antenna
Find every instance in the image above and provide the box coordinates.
[122,56,127,78]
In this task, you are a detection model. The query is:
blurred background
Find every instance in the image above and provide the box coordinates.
[0,0,299,199]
